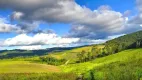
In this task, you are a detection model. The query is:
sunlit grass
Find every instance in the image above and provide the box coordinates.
[61,48,142,74]
[0,60,60,73]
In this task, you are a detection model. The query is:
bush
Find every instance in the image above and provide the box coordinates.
[40,56,66,65]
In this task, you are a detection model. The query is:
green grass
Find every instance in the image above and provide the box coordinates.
[0,47,142,80]
[0,73,77,80]
[46,46,94,64]
[61,48,142,74]
[0,60,60,73]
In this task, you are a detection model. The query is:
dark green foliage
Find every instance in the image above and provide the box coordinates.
[83,70,95,80]
[77,50,86,62]
[104,30,142,55]
[87,52,93,61]
[40,56,66,65]
[77,50,94,63]
[77,46,104,63]
[88,30,142,59]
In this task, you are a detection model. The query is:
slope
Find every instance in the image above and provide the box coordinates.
[0,60,60,73]
[61,48,142,79]
[103,30,142,55]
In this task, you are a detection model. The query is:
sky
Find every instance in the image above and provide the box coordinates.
[0,0,142,50]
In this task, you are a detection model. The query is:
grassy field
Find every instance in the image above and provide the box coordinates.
[0,73,77,80]
[47,45,95,64]
[61,48,142,73]
[0,59,77,80]
[0,48,142,80]
[0,60,60,73]
[61,48,142,80]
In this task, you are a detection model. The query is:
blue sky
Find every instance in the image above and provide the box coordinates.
[76,0,135,11]
[0,0,141,50]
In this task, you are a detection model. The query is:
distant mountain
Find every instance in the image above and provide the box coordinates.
[0,47,76,59]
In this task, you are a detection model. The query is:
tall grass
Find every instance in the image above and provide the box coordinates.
[61,48,142,80]
[83,49,142,80]
[0,73,77,80]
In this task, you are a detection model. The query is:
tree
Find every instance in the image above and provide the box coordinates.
[77,50,86,62]
[87,52,92,60]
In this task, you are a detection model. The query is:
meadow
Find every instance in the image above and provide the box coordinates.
[0,48,141,80]
[0,59,77,80]
[61,48,142,80]
[0,60,60,73]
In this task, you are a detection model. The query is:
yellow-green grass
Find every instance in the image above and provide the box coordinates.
[47,46,93,63]
[11,56,40,61]
[47,45,105,64]
[0,60,60,73]
[61,48,142,74]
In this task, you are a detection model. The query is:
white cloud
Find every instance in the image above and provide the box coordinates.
[0,17,39,34]
[0,0,141,47]
[137,0,142,12]
[0,33,125,50]
[19,45,43,50]
[0,17,21,33]
[128,0,142,25]
[3,33,80,46]
[0,0,127,38]
[10,11,24,20]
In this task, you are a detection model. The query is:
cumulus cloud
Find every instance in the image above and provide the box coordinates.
[123,10,131,17]
[0,17,21,33]
[32,29,55,34]
[3,33,80,46]
[0,0,128,39]
[19,45,43,50]
[0,32,124,50]
[0,0,141,48]
[128,0,142,24]
[10,11,24,21]
[0,17,40,34]
[126,0,142,33]
[17,22,39,34]
[137,0,142,12]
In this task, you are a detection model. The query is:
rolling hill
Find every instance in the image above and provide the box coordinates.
[103,30,142,55]
[0,47,76,59]
[63,48,142,80]
[0,48,141,80]
[0,30,142,80]
[40,30,142,65]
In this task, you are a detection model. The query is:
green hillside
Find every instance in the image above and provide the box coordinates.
[0,47,75,59]
[40,31,142,65]
[0,48,141,80]
[41,45,95,64]
[61,48,142,80]
[103,30,142,55]
[0,60,60,73]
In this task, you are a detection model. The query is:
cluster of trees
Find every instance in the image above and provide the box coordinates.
[77,46,104,62]
[77,30,142,63]
[40,56,66,65]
